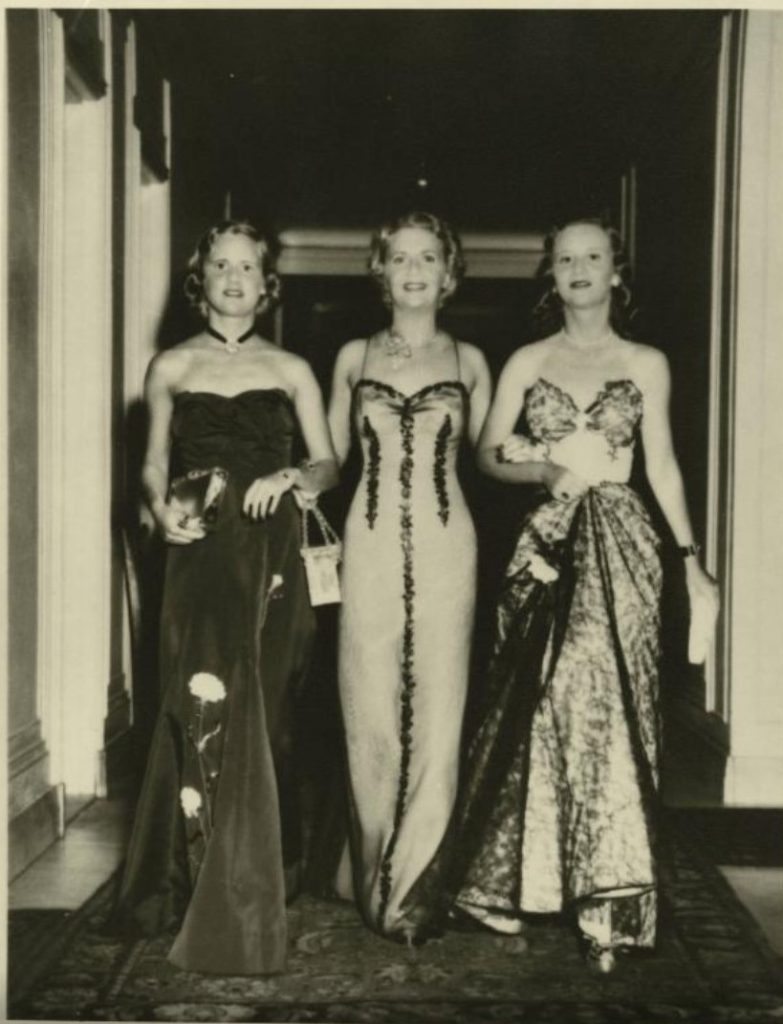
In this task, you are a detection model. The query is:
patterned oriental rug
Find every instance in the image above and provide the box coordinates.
[8,831,783,1024]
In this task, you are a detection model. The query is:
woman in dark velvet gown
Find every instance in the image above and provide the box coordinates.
[115,220,338,975]
[444,218,719,973]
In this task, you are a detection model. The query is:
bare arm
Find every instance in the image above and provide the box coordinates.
[327,340,363,466]
[461,343,492,446]
[290,359,339,493]
[475,348,586,501]
[638,348,718,600]
[142,353,205,544]
[243,357,338,519]
[638,349,700,546]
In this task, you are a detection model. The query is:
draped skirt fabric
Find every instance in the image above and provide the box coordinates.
[450,483,662,949]
[115,484,315,974]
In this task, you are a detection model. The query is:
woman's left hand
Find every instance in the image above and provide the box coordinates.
[685,560,720,614]
[243,470,297,520]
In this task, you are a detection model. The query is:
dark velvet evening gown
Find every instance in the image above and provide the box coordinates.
[448,375,662,952]
[115,388,315,975]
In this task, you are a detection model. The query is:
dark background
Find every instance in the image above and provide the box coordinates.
[128,8,727,806]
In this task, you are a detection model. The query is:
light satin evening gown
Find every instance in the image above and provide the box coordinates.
[337,336,476,941]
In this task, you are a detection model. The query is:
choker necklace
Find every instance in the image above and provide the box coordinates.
[383,328,441,371]
[207,324,256,355]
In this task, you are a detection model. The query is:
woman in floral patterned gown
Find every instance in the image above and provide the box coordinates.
[115,221,338,974]
[447,218,718,972]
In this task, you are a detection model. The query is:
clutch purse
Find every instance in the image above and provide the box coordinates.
[169,467,229,531]
[299,498,342,606]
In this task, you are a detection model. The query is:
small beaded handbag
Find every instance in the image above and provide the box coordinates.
[299,498,342,606]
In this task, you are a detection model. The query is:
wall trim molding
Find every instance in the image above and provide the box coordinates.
[705,11,745,721]
[722,11,783,807]
[8,740,50,819]
[1,13,9,831]
[277,228,545,279]
[9,721,49,770]
[37,9,116,799]
[37,8,67,788]
[9,785,63,880]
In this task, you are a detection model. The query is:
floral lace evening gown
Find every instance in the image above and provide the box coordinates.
[115,389,315,975]
[451,376,661,952]
[337,338,476,940]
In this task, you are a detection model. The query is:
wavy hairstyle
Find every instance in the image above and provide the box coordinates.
[183,220,281,319]
[532,216,636,338]
[368,211,466,308]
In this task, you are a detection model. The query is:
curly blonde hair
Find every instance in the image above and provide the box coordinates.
[183,220,281,319]
[368,211,466,309]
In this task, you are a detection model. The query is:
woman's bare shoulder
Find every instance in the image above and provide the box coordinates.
[330,337,370,379]
[453,339,487,372]
[623,339,669,380]
[503,336,557,377]
[261,345,319,388]
[337,337,370,363]
[147,338,201,388]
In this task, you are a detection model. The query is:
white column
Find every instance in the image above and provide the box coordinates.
[724,12,783,806]
[1,5,8,763]
[124,26,171,405]
[122,26,172,714]
[37,9,68,806]
[37,10,115,799]
[62,16,114,796]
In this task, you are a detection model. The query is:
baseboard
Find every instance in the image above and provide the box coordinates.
[667,806,783,866]
[662,699,729,807]
[99,725,137,799]
[9,784,63,880]
[665,694,729,751]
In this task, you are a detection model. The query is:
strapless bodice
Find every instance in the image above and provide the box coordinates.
[351,378,469,529]
[525,377,643,458]
[171,389,296,484]
[355,377,468,406]
[353,378,468,466]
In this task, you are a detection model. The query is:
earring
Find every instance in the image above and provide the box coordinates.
[614,282,632,308]
[438,279,453,308]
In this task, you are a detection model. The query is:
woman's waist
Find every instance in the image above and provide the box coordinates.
[356,456,463,483]
[543,437,633,485]
[354,468,468,506]
[345,477,470,528]
[172,452,292,484]
[527,479,653,534]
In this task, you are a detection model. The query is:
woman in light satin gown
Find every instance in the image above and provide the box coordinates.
[327,212,491,943]
[447,217,719,972]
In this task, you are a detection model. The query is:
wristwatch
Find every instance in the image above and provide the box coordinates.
[677,543,701,558]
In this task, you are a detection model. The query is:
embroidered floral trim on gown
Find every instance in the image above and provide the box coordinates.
[337,362,476,942]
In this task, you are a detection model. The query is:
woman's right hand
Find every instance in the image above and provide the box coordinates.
[498,433,546,464]
[154,499,207,545]
[543,464,590,503]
